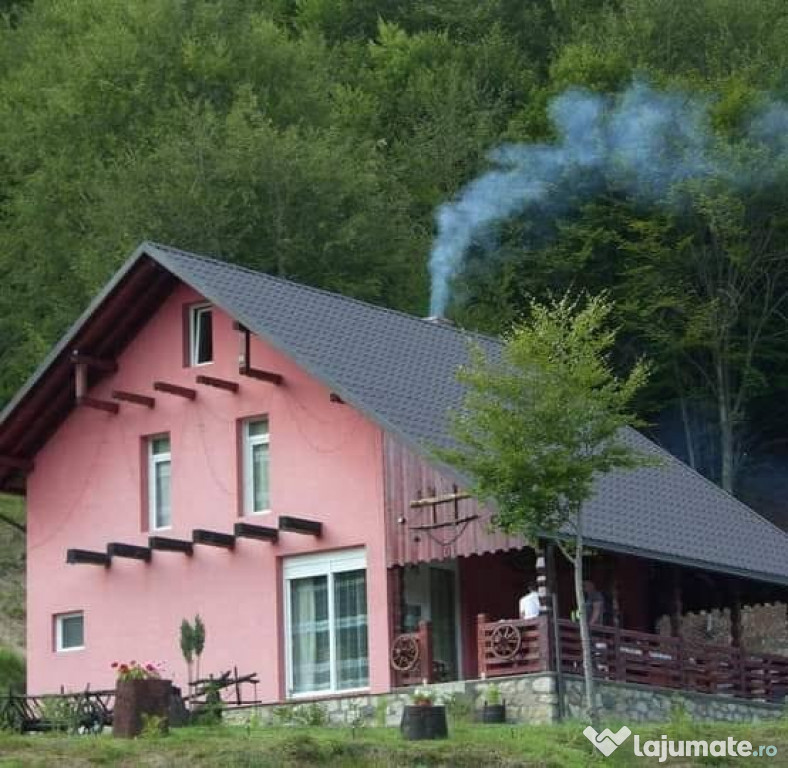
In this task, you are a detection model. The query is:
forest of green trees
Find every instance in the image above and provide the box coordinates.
[3,0,788,518]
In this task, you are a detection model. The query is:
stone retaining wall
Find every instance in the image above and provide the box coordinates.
[223,674,783,727]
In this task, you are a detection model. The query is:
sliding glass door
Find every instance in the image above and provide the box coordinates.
[285,549,369,697]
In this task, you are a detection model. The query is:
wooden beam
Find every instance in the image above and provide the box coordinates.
[0,456,34,473]
[153,381,196,400]
[71,352,118,373]
[410,491,470,508]
[234,522,279,543]
[112,390,155,408]
[107,542,151,562]
[196,375,239,394]
[77,396,120,415]
[148,536,194,555]
[239,366,283,386]
[278,516,322,537]
[193,529,235,549]
[67,548,110,567]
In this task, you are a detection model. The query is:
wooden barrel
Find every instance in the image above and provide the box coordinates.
[400,705,448,740]
[480,703,506,723]
[113,679,172,738]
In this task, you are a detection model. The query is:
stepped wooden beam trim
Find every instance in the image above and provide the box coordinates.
[329,393,345,404]
[153,381,196,400]
[107,542,151,562]
[196,375,239,394]
[112,390,155,408]
[193,528,235,549]
[70,352,118,373]
[77,396,120,414]
[278,516,322,537]
[148,536,194,555]
[66,548,111,567]
[0,456,34,473]
[234,522,279,543]
[239,366,283,386]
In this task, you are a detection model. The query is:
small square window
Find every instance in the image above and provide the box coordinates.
[55,612,84,652]
[189,304,213,366]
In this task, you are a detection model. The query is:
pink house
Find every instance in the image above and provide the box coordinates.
[3,242,788,708]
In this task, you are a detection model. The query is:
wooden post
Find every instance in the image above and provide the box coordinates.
[418,620,433,685]
[730,582,742,648]
[477,613,488,680]
[670,567,683,638]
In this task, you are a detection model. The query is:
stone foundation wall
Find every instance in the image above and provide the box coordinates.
[223,673,783,727]
[563,676,784,724]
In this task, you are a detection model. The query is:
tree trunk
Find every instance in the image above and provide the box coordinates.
[572,531,598,726]
[716,355,735,494]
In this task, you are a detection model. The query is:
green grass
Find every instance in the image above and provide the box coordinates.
[1,719,788,767]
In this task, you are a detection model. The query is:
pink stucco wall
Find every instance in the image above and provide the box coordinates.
[26,283,390,699]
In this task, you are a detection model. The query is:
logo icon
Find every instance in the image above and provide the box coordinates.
[583,725,632,757]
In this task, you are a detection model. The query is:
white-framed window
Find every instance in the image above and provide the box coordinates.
[243,418,270,514]
[55,611,84,652]
[189,303,213,366]
[284,548,369,698]
[148,435,172,530]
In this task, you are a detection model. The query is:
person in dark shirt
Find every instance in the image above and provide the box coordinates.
[583,580,607,625]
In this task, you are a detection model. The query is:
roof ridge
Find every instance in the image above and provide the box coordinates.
[145,241,501,348]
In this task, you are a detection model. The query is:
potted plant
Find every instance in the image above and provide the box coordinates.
[480,684,506,724]
[112,661,172,738]
[400,687,448,740]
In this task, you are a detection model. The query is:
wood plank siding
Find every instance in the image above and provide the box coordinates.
[383,433,526,566]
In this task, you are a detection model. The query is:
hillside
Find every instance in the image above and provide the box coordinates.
[0,495,25,652]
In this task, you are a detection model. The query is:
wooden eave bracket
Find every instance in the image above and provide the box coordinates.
[239,366,283,386]
[234,522,279,543]
[196,375,239,394]
[148,535,194,555]
[66,548,110,567]
[112,390,155,408]
[107,542,151,562]
[77,396,120,414]
[153,381,197,400]
[278,516,322,537]
[192,528,235,549]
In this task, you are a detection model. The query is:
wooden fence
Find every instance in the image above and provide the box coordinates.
[476,615,788,702]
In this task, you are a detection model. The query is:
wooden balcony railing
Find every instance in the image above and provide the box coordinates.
[390,620,434,687]
[477,614,788,702]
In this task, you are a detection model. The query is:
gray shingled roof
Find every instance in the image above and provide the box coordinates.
[6,241,788,585]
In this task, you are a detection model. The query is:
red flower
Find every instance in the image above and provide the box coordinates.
[111,662,118,668]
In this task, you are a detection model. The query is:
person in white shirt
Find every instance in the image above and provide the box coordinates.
[519,582,541,620]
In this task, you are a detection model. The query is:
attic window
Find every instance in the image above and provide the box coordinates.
[189,304,213,366]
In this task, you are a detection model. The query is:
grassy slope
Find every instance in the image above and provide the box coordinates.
[1,721,788,767]
[0,495,25,652]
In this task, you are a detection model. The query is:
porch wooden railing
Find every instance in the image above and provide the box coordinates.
[390,620,434,687]
[476,615,788,702]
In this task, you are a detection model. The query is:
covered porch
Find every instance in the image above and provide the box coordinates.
[387,547,788,703]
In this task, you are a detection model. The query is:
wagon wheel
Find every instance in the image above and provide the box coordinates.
[490,622,522,660]
[390,635,420,672]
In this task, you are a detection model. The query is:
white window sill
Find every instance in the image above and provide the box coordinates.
[55,646,85,654]
[191,360,214,368]
[245,509,272,517]
[151,525,173,533]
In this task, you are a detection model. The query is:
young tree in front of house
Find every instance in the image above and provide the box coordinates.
[441,294,652,723]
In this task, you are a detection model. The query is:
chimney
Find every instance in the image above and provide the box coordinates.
[423,315,454,327]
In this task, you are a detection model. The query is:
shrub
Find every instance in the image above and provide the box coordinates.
[0,647,25,694]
